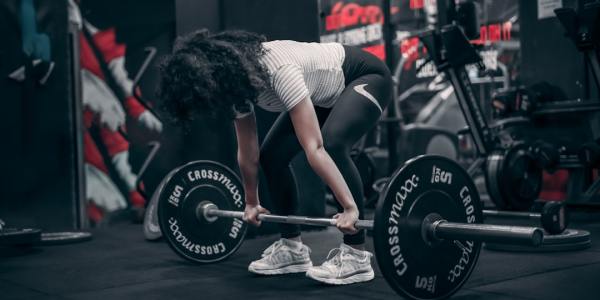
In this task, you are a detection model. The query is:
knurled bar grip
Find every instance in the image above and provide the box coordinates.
[206,209,374,230]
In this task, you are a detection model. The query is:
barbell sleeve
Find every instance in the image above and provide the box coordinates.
[429,220,544,246]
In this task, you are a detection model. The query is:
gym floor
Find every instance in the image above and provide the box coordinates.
[2,214,600,300]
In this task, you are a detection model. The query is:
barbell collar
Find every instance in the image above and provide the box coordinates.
[429,219,544,247]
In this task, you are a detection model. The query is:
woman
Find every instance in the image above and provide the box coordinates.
[158,30,392,285]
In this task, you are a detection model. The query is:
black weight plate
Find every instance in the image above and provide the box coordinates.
[542,229,591,245]
[540,202,569,235]
[144,167,179,241]
[39,232,93,246]
[504,146,542,210]
[158,161,247,263]
[374,155,483,300]
[0,228,41,246]
[485,151,508,209]
[485,144,543,211]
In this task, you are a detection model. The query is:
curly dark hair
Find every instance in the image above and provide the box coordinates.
[157,29,270,124]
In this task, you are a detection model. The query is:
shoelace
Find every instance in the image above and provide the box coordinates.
[324,247,371,277]
[262,240,310,258]
[324,247,346,277]
[262,240,284,262]
[261,240,282,258]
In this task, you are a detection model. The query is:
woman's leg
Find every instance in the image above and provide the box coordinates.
[251,115,314,275]
[260,109,330,238]
[321,72,392,246]
[259,112,304,238]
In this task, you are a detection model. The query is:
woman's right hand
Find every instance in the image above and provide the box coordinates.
[243,204,270,226]
[333,205,359,234]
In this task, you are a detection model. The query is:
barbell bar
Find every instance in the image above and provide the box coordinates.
[198,202,543,246]
[198,202,375,228]
[483,210,544,219]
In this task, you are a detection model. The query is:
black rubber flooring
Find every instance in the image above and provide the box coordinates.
[1,216,600,300]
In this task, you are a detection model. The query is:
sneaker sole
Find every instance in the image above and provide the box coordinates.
[306,269,375,285]
[248,261,313,275]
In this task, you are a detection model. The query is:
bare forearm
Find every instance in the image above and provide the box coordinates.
[305,147,356,210]
[234,113,260,206]
[238,154,259,206]
[288,99,357,211]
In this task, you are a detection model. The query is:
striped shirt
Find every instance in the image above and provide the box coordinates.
[235,40,346,118]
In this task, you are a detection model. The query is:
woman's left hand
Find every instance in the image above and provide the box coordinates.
[333,206,359,234]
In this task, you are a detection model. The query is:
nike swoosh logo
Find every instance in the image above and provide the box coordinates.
[353,84,382,113]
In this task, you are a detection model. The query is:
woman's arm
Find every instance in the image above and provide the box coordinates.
[234,113,269,224]
[234,113,260,205]
[288,98,359,232]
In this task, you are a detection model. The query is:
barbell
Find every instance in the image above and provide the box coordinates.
[157,155,544,300]
[197,202,541,245]
[483,201,568,235]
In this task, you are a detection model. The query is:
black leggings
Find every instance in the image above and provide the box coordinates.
[259,46,392,245]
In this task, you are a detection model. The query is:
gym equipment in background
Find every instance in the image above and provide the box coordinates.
[483,201,569,234]
[351,53,464,208]
[419,23,544,211]
[0,218,92,247]
[485,228,591,252]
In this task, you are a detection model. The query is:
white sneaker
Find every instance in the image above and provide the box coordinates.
[248,238,313,275]
[306,243,374,285]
